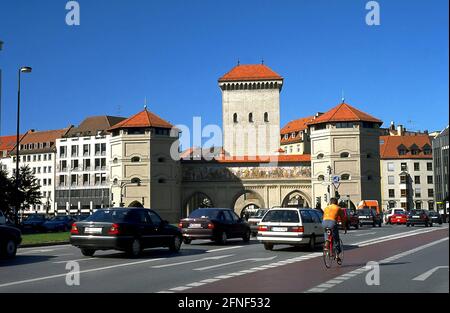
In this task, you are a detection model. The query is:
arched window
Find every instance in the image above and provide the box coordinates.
[157,157,165,163]
[113,158,118,164]
[158,178,166,184]
[340,152,350,158]
[341,174,350,181]
[264,112,269,122]
[131,156,140,163]
[233,113,238,123]
[318,175,325,181]
[317,153,324,159]
[249,113,254,123]
[131,177,141,185]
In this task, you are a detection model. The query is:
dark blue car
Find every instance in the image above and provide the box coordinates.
[43,216,75,232]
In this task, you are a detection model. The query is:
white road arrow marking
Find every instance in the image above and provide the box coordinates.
[193,256,277,271]
[151,254,235,268]
[412,266,449,281]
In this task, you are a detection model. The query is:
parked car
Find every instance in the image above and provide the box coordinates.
[0,210,6,225]
[43,216,75,232]
[72,214,91,221]
[257,207,324,251]
[247,209,268,236]
[21,214,49,233]
[179,208,251,244]
[0,225,22,259]
[384,208,406,224]
[357,208,382,227]
[337,208,359,230]
[407,210,433,227]
[70,207,182,257]
[428,211,443,225]
[387,209,407,225]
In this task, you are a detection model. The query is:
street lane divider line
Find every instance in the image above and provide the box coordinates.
[206,246,243,253]
[193,256,277,271]
[53,257,97,264]
[305,237,449,293]
[0,258,166,289]
[412,266,449,281]
[151,254,235,268]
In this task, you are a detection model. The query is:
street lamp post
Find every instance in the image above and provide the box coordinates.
[115,180,141,207]
[14,66,32,225]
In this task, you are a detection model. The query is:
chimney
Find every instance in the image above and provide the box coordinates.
[397,125,404,136]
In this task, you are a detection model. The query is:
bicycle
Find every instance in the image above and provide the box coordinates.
[322,227,344,269]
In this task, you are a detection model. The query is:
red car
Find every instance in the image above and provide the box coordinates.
[389,212,408,225]
[337,208,360,230]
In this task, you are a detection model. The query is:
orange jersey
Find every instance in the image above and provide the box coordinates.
[323,204,344,221]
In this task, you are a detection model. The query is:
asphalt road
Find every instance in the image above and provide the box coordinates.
[0,224,448,293]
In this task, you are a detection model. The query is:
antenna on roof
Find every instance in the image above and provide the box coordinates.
[261,58,264,65]
[144,97,148,110]
[237,59,240,66]
[341,90,345,103]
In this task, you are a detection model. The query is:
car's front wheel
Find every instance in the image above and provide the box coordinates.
[169,235,182,252]
[183,238,192,244]
[264,243,274,251]
[309,235,316,251]
[80,248,95,257]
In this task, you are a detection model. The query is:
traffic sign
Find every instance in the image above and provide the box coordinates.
[332,175,340,189]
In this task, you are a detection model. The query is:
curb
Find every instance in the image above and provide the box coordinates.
[19,241,70,248]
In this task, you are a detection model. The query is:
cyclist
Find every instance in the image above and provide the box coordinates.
[322,198,345,263]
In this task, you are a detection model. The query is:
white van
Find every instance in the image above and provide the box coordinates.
[257,208,324,251]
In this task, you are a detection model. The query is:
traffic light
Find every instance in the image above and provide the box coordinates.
[335,191,340,200]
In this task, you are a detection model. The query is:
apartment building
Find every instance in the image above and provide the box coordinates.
[9,128,71,214]
[55,116,125,215]
[433,126,449,216]
[380,134,435,211]
[280,116,315,155]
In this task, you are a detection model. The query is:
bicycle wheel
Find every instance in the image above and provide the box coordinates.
[336,239,344,265]
[322,241,333,269]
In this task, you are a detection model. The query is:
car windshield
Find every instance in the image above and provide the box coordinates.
[85,209,132,223]
[411,210,425,215]
[394,210,405,215]
[262,210,299,223]
[358,208,371,215]
[189,209,223,220]
[253,209,267,218]
[50,216,67,221]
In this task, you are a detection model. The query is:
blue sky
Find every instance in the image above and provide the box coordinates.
[0,0,448,141]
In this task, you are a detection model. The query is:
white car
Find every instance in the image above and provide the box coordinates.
[0,211,6,225]
[384,208,406,224]
[257,207,324,251]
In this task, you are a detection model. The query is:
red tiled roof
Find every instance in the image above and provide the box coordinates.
[219,64,283,82]
[109,108,173,131]
[19,128,70,145]
[307,103,382,125]
[380,135,433,159]
[183,154,311,164]
[281,116,314,143]
[0,135,23,154]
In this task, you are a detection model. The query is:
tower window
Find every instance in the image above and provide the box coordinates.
[340,152,350,158]
[131,156,141,163]
[249,113,254,123]
[341,174,351,181]
[233,113,238,123]
[264,112,269,123]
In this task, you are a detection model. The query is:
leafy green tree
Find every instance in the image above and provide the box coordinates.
[11,165,42,215]
[0,169,13,215]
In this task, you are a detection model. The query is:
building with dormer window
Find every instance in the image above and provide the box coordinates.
[380,134,435,211]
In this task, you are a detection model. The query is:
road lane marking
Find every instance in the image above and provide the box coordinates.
[412,266,449,281]
[305,237,449,293]
[354,232,376,237]
[206,246,243,253]
[151,254,234,269]
[0,258,166,289]
[193,256,277,271]
[53,257,97,264]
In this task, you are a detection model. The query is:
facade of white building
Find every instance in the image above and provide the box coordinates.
[9,128,71,215]
[55,116,125,215]
[380,134,435,211]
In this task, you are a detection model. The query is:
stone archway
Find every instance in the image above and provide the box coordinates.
[282,190,310,208]
[232,190,265,218]
[183,192,214,217]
